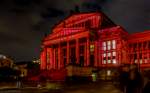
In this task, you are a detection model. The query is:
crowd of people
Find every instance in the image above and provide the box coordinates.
[119,64,150,93]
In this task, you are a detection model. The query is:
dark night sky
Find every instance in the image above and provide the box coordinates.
[0,0,149,61]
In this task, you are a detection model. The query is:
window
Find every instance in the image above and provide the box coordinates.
[107,41,111,50]
[112,40,116,49]
[103,53,106,57]
[107,52,111,57]
[140,59,142,64]
[112,51,116,56]
[103,60,106,64]
[112,59,116,64]
[107,70,111,76]
[103,42,106,50]
[108,59,111,64]
[134,59,137,63]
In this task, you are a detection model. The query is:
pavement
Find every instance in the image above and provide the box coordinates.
[0,81,123,93]
[64,81,122,93]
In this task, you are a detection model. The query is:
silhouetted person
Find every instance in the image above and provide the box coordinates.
[119,65,129,93]
[142,71,150,93]
[143,80,150,93]
[126,64,142,93]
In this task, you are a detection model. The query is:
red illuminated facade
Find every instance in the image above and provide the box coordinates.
[40,12,150,79]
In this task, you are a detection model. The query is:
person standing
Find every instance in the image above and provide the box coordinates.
[126,64,142,93]
[142,71,150,93]
[119,65,130,93]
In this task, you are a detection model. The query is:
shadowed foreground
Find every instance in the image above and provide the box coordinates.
[0,81,122,93]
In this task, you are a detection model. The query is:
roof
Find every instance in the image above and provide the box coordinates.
[128,30,150,42]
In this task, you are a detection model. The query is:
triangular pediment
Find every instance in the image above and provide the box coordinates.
[52,12,116,33]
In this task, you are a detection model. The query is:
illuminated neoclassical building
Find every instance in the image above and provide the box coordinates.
[40,12,150,79]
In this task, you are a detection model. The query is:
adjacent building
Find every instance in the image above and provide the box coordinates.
[0,54,13,68]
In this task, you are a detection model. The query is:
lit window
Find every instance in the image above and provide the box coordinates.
[103,47,106,50]
[107,52,111,57]
[103,42,106,46]
[112,40,116,49]
[112,59,116,64]
[135,59,137,63]
[107,41,111,50]
[107,70,111,76]
[103,60,106,64]
[140,59,142,64]
[112,52,116,56]
[108,46,111,50]
[103,53,106,57]
[103,42,106,50]
[108,60,111,64]
[107,41,111,45]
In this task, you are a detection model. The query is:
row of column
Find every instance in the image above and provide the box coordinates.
[130,41,150,52]
[44,37,91,70]
[129,41,150,64]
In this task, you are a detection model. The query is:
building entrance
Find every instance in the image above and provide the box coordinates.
[90,55,94,66]
[79,45,85,66]
[62,48,67,66]
[70,47,76,65]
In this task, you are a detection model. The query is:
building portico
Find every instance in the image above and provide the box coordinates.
[42,34,93,70]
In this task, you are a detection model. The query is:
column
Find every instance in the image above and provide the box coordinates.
[47,48,52,70]
[53,48,56,69]
[115,40,118,65]
[84,43,87,66]
[94,41,98,67]
[58,44,61,69]
[40,48,46,70]
[48,48,51,69]
[51,47,54,69]
[147,41,149,63]
[99,42,102,67]
[87,38,90,66]
[137,42,139,65]
[142,42,144,64]
[45,47,47,70]
[76,39,79,64]
[67,41,70,65]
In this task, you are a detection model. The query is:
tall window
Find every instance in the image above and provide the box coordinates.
[107,52,111,57]
[108,59,111,64]
[103,53,106,57]
[112,51,116,56]
[112,59,116,64]
[107,41,111,50]
[112,40,116,49]
[134,59,137,63]
[140,59,142,64]
[103,60,106,64]
[103,42,106,50]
